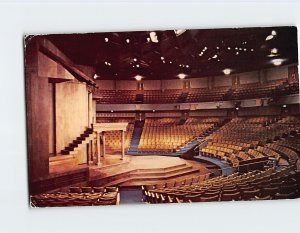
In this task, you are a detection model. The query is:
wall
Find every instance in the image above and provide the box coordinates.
[144,80,161,90]
[55,80,89,152]
[239,71,259,84]
[96,80,114,90]
[213,75,232,87]
[162,79,183,89]
[116,80,136,90]
[190,77,208,88]
[266,66,288,81]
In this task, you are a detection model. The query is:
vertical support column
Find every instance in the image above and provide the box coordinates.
[96,132,101,165]
[121,130,125,160]
[102,131,106,158]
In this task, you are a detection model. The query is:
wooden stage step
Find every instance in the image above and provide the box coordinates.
[89,163,199,187]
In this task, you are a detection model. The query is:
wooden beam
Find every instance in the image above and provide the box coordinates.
[39,45,97,87]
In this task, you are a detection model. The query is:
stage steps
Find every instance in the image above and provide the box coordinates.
[128,120,145,153]
[90,163,199,187]
[61,127,94,156]
[49,154,77,166]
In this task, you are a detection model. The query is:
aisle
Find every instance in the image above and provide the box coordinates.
[119,188,144,204]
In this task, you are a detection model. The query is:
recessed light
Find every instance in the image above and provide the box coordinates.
[271,30,277,36]
[244,48,247,51]
[235,107,239,111]
[104,61,108,65]
[152,110,155,112]
[126,38,130,43]
[227,47,231,50]
[235,47,238,50]
[162,60,166,63]
[236,52,239,55]
[223,68,232,75]
[111,110,114,113]
[251,49,254,52]
[149,32,159,43]
[216,46,219,49]
[212,54,218,59]
[283,104,287,108]
[169,61,172,64]
[133,58,137,62]
[271,48,278,54]
[239,48,242,51]
[161,56,164,60]
[178,73,186,79]
[136,64,140,67]
[186,65,189,68]
[104,37,109,42]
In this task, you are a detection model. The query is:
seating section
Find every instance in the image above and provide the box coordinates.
[137,118,215,153]
[31,187,119,207]
[95,90,136,104]
[186,86,230,102]
[231,79,288,100]
[142,166,300,203]
[201,116,300,168]
[143,90,182,103]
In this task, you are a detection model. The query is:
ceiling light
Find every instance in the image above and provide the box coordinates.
[235,47,238,50]
[126,38,130,43]
[212,54,218,59]
[265,35,274,41]
[111,110,114,113]
[204,47,207,50]
[150,32,159,43]
[223,68,232,75]
[283,104,287,108]
[186,65,189,68]
[161,56,164,60]
[235,107,239,111]
[169,61,172,64]
[104,37,109,42]
[147,37,151,42]
[227,47,231,50]
[104,61,108,65]
[251,49,254,52]
[93,74,99,79]
[162,60,166,63]
[216,46,219,49]
[136,64,140,67]
[152,110,155,112]
[272,59,284,66]
[244,48,247,51]
[178,73,186,79]
[135,75,143,81]
[271,48,278,54]
[133,58,137,62]
[239,48,242,51]
[271,30,277,36]
[244,41,247,44]
[236,52,239,55]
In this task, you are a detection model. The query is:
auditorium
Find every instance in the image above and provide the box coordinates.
[25,27,300,207]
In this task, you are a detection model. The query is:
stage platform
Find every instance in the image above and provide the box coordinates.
[48,154,211,190]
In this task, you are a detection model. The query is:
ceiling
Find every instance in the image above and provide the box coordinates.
[46,26,298,80]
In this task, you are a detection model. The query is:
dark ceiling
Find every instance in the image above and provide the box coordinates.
[46,26,298,80]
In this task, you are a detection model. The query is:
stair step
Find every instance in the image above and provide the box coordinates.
[61,150,70,155]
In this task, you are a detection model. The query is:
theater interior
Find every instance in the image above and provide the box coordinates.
[25,27,300,207]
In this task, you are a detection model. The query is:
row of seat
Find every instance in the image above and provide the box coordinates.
[142,167,300,203]
[31,186,119,207]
